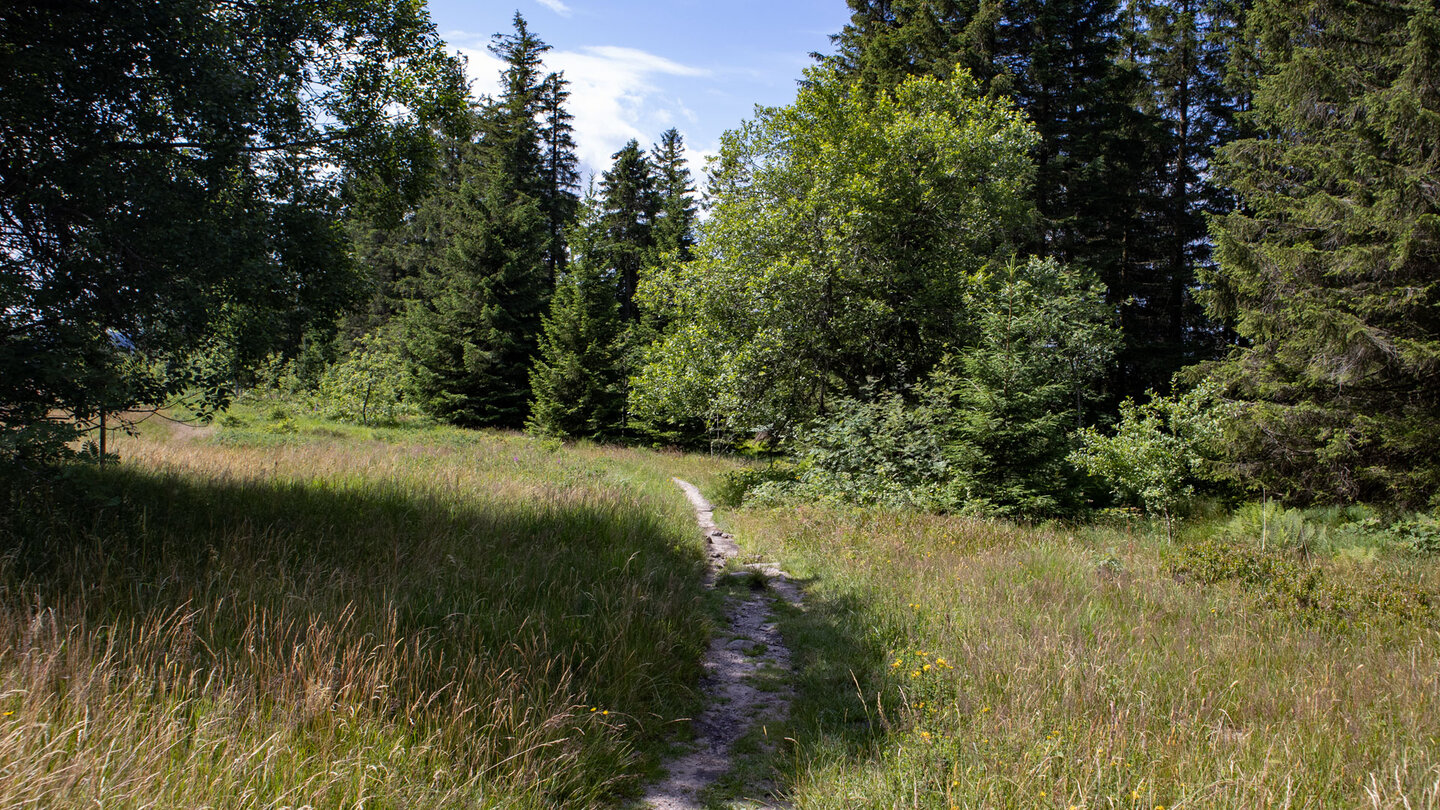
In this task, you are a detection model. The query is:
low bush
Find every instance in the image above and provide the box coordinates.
[713,463,797,508]
[1165,537,1437,629]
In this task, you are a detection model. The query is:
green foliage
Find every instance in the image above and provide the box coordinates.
[1203,0,1440,506]
[1166,538,1438,629]
[650,128,699,265]
[781,386,953,511]
[735,258,1116,517]
[398,16,569,428]
[633,66,1037,433]
[528,133,699,442]
[712,464,798,509]
[1071,382,1235,530]
[527,197,626,440]
[827,0,1217,398]
[934,258,1119,516]
[315,331,414,425]
[0,0,466,461]
[1393,515,1440,556]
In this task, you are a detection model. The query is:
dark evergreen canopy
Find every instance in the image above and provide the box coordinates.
[399,15,577,428]
[1204,0,1440,505]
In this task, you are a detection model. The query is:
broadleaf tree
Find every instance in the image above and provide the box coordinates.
[632,66,1037,437]
[0,0,466,461]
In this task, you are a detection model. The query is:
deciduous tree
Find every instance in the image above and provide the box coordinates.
[632,67,1036,434]
[0,0,465,460]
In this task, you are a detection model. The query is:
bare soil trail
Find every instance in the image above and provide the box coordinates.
[639,479,803,810]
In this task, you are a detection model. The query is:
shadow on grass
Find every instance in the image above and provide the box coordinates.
[706,566,904,804]
[776,578,903,756]
[0,459,711,802]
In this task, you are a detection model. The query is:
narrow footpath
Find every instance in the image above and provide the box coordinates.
[640,479,803,810]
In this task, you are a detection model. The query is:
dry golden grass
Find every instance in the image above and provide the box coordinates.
[0,420,737,807]
[724,504,1440,809]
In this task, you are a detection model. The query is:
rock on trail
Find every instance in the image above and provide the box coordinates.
[639,479,802,810]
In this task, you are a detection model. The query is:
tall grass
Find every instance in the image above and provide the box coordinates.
[724,505,1440,808]
[0,420,735,807]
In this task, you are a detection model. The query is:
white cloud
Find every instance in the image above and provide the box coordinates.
[457,39,715,178]
[534,0,573,17]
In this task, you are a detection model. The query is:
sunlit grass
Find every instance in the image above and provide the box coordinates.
[724,505,1440,809]
[0,416,737,807]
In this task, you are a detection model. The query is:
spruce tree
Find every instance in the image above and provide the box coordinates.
[1121,0,1247,385]
[399,14,561,427]
[650,129,699,263]
[528,140,674,439]
[528,190,626,438]
[937,258,1119,516]
[538,72,581,280]
[598,141,661,323]
[1204,0,1440,505]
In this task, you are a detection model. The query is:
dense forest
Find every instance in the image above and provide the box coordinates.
[4,0,1439,519]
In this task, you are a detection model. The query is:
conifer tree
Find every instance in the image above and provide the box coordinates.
[1121,0,1247,384]
[399,14,562,427]
[598,140,661,323]
[529,140,672,439]
[527,190,626,438]
[1204,0,1440,505]
[650,129,699,263]
[937,257,1119,515]
[538,72,581,279]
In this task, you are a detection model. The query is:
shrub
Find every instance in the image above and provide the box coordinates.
[1070,381,1235,537]
[315,330,414,425]
[782,386,952,511]
[1392,514,1440,555]
[1166,537,1437,629]
[713,464,797,508]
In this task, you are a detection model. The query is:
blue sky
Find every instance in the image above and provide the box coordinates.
[425,0,852,182]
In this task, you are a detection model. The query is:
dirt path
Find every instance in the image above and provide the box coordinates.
[640,479,802,810]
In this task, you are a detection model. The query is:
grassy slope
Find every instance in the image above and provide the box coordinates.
[0,417,736,808]
[720,505,1440,809]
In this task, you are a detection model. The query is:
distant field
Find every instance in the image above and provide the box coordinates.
[723,505,1440,809]
[0,415,736,808]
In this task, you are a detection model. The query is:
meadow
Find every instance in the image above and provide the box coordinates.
[0,413,736,807]
[722,504,1440,809]
[3,412,1438,808]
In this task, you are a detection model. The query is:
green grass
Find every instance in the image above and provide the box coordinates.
[11,407,1439,808]
[0,415,736,808]
[720,504,1440,809]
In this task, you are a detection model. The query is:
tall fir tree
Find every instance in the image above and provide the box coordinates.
[538,72,581,280]
[529,139,677,439]
[1121,0,1248,385]
[650,128,699,263]
[399,14,569,427]
[599,140,661,323]
[527,189,627,438]
[1203,0,1440,506]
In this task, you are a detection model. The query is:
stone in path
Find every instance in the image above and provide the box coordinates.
[639,479,802,810]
